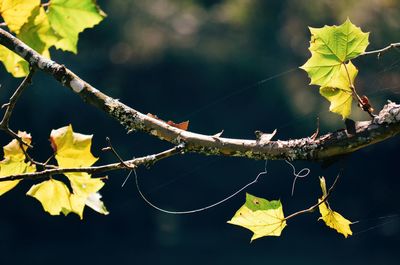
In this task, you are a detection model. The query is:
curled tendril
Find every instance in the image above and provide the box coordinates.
[285,160,310,196]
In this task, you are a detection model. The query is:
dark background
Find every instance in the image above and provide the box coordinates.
[1,0,400,264]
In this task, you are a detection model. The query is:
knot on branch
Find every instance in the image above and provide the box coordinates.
[373,101,400,124]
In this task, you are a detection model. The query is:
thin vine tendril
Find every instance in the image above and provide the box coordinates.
[284,160,310,196]
[134,161,269,215]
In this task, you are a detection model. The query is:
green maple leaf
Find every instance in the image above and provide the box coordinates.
[228,193,286,241]
[19,6,60,55]
[301,18,369,87]
[47,0,106,54]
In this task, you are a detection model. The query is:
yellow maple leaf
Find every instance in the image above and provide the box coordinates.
[66,176,106,219]
[319,61,358,119]
[69,175,104,197]
[0,132,35,196]
[48,125,107,218]
[318,177,352,238]
[26,178,71,215]
[3,131,31,159]
[0,5,61,77]
[50,124,98,169]
[64,191,109,219]
[85,192,109,215]
[63,193,86,219]
[0,0,40,34]
[228,193,286,241]
[27,177,107,219]
[0,46,28,77]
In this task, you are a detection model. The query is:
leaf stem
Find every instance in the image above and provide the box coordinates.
[343,63,374,118]
[284,171,341,220]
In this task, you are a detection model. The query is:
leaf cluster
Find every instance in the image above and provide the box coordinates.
[301,19,369,118]
[228,176,352,240]
[0,0,105,77]
[0,125,108,219]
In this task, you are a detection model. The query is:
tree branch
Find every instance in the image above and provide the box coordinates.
[0,144,184,183]
[362,42,400,57]
[1,29,400,162]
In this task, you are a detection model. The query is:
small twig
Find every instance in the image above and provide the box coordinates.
[0,68,35,128]
[41,1,51,8]
[361,43,400,57]
[42,154,56,167]
[1,127,52,168]
[0,145,184,182]
[104,137,132,169]
[284,170,341,220]
[310,117,319,140]
[0,69,67,169]
[2,127,29,145]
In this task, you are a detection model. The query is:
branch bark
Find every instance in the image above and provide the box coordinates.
[1,28,400,162]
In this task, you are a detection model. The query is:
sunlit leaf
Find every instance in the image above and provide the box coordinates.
[323,61,358,92]
[318,177,352,238]
[320,87,352,119]
[26,178,71,215]
[63,191,109,219]
[0,0,39,33]
[47,0,106,53]
[228,193,286,241]
[0,132,35,196]
[0,5,60,77]
[68,175,105,219]
[85,192,109,215]
[50,124,98,170]
[3,131,31,159]
[0,46,28,77]
[69,175,104,197]
[49,124,107,218]
[18,6,60,54]
[301,19,369,87]
[63,193,86,219]
[319,61,358,119]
